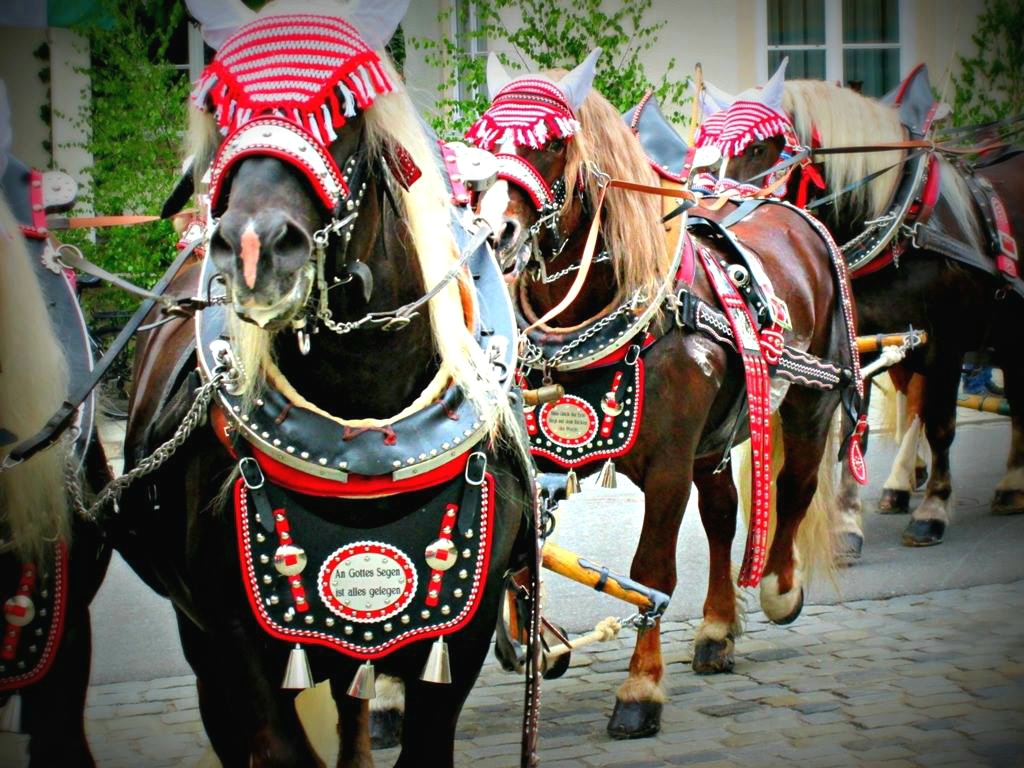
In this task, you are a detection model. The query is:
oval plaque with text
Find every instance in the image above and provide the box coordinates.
[317,542,417,623]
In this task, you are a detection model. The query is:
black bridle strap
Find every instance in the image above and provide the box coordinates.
[4,238,203,468]
[805,150,924,212]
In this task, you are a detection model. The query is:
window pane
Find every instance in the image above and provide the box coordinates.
[768,0,826,46]
[843,48,901,96]
[770,49,827,80]
[843,0,899,43]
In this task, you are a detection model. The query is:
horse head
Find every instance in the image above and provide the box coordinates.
[191,0,411,332]
[471,50,601,279]
[697,58,794,189]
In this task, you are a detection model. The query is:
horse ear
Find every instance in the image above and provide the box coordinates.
[184,0,257,50]
[760,57,789,111]
[557,48,602,112]
[347,0,412,51]
[487,52,514,101]
[701,80,736,115]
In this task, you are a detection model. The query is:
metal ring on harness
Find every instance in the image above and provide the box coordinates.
[465,451,488,486]
[238,456,265,490]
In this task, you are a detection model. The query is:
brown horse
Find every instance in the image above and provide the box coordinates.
[116,4,531,766]
[715,73,1024,548]
[474,53,853,739]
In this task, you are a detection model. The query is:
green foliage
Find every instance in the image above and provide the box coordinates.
[950,0,1024,127]
[412,0,690,139]
[63,1,190,312]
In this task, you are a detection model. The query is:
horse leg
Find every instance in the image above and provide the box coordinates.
[330,684,373,768]
[908,375,930,490]
[368,675,403,749]
[691,460,740,673]
[878,414,923,514]
[177,611,323,767]
[760,391,835,624]
[902,354,964,546]
[20,614,94,767]
[607,463,691,739]
[835,456,865,560]
[835,384,870,559]
[993,340,1024,515]
[880,373,926,512]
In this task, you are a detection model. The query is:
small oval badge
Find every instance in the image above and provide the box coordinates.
[538,395,598,447]
[318,542,417,623]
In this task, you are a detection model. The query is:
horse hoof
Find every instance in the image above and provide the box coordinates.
[914,466,928,491]
[836,532,863,562]
[607,698,662,740]
[369,707,403,750]
[692,636,734,674]
[901,518,945,547]
[769,587,804,626]
[877,489,910,514]
[992,490,1024,516]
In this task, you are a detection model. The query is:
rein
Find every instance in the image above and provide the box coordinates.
[1,237,205,472]
[523,173,696,333]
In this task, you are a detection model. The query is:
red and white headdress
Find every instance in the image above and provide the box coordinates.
[466,77,580,151]
[466,49,600,151]
[697,59,801,160]
[191,13,395,142]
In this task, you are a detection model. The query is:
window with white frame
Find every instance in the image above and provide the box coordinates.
[764,0,904,97]
[450,0,487,104]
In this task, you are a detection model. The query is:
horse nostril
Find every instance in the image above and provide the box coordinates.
[268,220,312,273]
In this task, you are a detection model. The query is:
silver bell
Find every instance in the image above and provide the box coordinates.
[0,692,21,733]
[564,469,581,498]
[282,644,313,690]
[346,660,377,700]
[420,636,452,684]
[597,459,618,489]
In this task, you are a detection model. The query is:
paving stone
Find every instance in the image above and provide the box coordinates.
[79,580,1024,767]
[696,700,758,717]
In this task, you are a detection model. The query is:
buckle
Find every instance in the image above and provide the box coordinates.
[624,344,641,367]
[465,451,487,486]
[381,315,413,332]
[239,456,265,490]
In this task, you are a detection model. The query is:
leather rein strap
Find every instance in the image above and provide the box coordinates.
[523,176,696,333]
[3,238,203,470]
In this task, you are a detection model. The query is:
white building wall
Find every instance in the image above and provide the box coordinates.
[0,26,50,169]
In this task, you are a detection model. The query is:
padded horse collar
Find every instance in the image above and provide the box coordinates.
[196,215,516,489]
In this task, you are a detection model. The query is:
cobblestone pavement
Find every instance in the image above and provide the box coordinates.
[46,580,1021,767]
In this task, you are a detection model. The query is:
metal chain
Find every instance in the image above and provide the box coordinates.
[66,372,228,523]
[520,294,639,369]
[539,251,610,284]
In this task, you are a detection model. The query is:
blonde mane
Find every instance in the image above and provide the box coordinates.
[189,53,518,442]
[551,71,670,302]
[783,79,979,245]
[0,195,71,560]
[783,80,904,222]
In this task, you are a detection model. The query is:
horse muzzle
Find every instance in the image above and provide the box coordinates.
[230,263,315,330]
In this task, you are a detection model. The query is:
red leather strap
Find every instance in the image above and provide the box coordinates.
[698,247,773,587]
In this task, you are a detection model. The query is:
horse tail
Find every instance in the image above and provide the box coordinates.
[736,414,839,590]
[0,194,71,561]
[793,417,839,589]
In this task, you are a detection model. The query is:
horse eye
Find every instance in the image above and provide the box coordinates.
[752,145,764,158]
[547,139,565,153]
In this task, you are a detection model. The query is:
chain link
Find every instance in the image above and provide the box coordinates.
[539,251,610,284]
[520,294,639,370]
[66,372,228,524]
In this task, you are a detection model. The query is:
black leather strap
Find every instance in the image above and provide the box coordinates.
[7,238,202,467]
